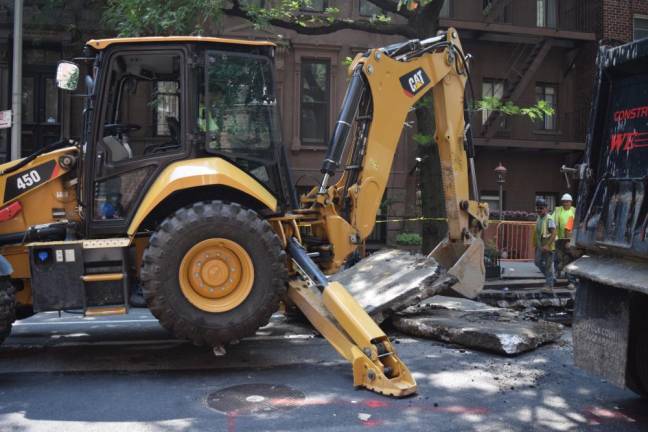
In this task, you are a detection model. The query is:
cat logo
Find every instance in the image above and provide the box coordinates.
[399,68,431,97]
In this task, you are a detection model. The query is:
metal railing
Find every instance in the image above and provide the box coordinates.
[452,0,597,33]
[558,0,598,33]
[495,221,536,261]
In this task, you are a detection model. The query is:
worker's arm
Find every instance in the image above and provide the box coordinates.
[542,219,557,251]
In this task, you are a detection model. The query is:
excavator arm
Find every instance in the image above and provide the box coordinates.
[279,29,488,397]
[300,29,488,289]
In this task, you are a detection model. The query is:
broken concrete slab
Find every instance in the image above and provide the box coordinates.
[401,295,500,314]
[393,296,563,355]
[331,249,456,323]
[479,286,575,307]
[485,278,569,290]
[477,287,575,325]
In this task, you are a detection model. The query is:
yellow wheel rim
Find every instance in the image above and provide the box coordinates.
[179,238,254,312]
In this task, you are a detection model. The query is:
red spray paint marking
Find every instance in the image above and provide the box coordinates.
[223,396,490,431]
[270,395,489,414]
[609,131,648,151]
[226,411,238,432]
[361,418,385,427]
[363,399,389,408]
[583,406,636,426]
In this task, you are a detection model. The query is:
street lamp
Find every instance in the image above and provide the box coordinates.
[494,162,507,221]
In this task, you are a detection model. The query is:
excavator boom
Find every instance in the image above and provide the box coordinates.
[278,28,489,397]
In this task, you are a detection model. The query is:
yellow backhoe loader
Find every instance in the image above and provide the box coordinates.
[0,29,487,397]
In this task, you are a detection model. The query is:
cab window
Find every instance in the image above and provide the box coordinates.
[201,52,278,157]
[99,52,182,163]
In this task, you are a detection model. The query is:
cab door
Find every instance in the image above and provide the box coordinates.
[86,48,189,237]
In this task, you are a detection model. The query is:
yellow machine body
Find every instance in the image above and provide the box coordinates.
[0,30,487,399]
[127,158,278,235]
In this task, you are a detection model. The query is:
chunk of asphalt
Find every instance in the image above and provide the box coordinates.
[330,249,456,324]
[393,296,563,355]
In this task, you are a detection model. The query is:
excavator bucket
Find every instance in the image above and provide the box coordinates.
[287,238,417,397]
[288,281,417,397]
[429,237,485,299]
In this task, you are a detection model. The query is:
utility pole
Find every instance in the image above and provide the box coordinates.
[10,0,23,160]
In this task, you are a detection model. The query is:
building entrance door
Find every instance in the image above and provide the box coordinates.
[21,68,61,157]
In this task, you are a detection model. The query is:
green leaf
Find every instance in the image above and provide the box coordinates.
[475,97,555,121]
[396,232,422,245]
[342,56,354,66]
[413,132,434,146]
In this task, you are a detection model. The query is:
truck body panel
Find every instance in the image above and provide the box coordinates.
[569,38,648,394]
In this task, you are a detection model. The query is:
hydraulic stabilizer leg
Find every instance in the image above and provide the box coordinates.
[287,238,417,397]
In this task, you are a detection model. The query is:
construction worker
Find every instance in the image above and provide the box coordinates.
[533,198,556,292]
[553,193,576,282]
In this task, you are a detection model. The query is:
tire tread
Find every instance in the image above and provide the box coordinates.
[140,200,287,347]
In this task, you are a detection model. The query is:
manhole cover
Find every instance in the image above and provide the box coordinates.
[206,384,305,415]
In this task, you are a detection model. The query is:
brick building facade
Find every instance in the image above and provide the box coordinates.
[442,0,598,213]
[0,0,620,246]
[601,0,648,43]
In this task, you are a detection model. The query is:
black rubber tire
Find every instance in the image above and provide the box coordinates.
[140,201,288,347]
[0,277,16,344]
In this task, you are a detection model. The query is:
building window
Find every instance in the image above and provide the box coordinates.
[301,0,327,12]
[536,0,556,28]
[300,59,330,147]
[481,192,501,212]
[634,15,648,40]
[536,193,557,210]
[360,0,382,17]
[535,83,557,130]
[481,79,505,125]
[154,81,180,136]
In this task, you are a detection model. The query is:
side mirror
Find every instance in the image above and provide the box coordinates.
[56,61,80,91]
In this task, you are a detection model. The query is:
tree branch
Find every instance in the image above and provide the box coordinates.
[365,0,415,19]
[411,0,444,37]
[223,5,417,38]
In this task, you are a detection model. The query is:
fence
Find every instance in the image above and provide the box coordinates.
[495,221,536,261]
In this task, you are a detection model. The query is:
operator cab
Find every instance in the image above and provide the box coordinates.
[63,37,296,236]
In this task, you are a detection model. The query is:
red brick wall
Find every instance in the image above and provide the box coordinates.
[602,0,648,42]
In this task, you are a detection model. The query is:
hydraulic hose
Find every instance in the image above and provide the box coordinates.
[320,66,367,184]
[0,138,73,176]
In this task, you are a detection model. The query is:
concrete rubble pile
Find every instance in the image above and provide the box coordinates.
[393,296,564,355]
[332,249,564,355]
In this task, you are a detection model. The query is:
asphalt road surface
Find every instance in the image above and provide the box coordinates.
[0,309,645,431]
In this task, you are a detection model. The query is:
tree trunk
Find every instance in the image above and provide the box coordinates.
[412,2,446,254]
[416,96,447,253]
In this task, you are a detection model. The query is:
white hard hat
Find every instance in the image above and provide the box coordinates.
[561,193,573,202]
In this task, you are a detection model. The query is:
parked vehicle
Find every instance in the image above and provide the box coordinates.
[568,38,648,396]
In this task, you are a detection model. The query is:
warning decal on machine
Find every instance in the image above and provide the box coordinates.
[4,160,57,202]
[399,68,431,97]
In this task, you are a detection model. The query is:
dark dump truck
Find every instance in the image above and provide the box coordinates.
[567,38,648,396]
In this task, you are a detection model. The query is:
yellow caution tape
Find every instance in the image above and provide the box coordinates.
[374,216,446,223]
[375,217,523,224]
